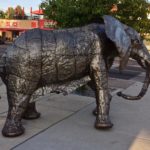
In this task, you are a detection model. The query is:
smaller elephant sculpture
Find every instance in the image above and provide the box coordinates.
[1,15,150,137]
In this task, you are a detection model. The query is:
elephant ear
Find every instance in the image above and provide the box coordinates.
[123,24,141,42]
[103,15,131,70]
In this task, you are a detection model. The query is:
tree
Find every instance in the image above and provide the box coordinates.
[116,0,150,34]
[40,0,118,28]
[5,6,25,19]
[14,5,25,19]
[40,0,150,34]
[5,7,15,19]
[0,10,5,19]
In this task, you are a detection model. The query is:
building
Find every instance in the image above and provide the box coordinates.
[0,9,57,41]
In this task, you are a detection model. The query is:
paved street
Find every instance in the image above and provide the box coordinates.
[0,43,149,150]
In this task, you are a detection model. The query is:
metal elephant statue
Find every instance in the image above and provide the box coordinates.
[1,15,150,137]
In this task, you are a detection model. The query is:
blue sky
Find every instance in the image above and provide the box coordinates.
[0,0,42,13]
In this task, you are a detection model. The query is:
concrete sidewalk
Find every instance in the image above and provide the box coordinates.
[0,81,150,150]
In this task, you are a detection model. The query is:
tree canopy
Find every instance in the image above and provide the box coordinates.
[14,5,25,19]
[40,0,117,27]
[1,6,25,19]
[0,10,5,19]
[40,0,150,34]
[116,0,150,34]
[5,7,15,19]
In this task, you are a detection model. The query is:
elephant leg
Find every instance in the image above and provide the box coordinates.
[22,102,41,120]
[90,56,113,129]
[2,75,38,137]
[92,94,112,116]
[87,79,112,116]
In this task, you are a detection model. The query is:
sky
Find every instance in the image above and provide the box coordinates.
[0,0,42,14]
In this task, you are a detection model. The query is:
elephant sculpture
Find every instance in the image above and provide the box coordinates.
[1,15,150,137]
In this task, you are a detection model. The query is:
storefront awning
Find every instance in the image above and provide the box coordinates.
[31,9,43,15]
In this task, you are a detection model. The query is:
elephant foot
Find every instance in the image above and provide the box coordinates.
[23,111,40,120]
[23,102,41,120]
[95,116,113,129]
[2,119,24,137]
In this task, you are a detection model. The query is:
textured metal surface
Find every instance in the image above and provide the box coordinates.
[1,15,150,137]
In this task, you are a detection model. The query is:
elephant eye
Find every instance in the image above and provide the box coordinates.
[134,39,140,44]
[132,39,142,49]
[131,39,139,45]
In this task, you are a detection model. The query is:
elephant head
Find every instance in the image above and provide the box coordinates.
[103,15,150,100]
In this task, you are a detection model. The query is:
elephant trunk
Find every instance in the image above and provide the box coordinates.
[117,69,150,100]
[117,47,150,100]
